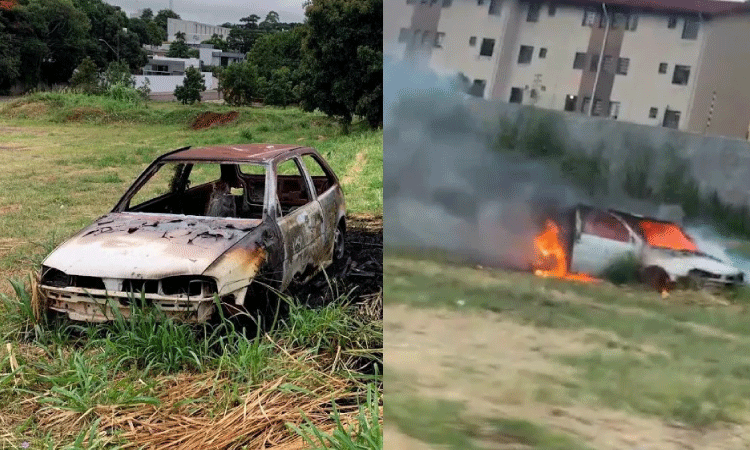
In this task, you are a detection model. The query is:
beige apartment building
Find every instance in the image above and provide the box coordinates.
[388,0,750,138]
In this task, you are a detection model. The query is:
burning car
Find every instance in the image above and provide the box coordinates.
[534,205,745,290]
[37,144,346,322]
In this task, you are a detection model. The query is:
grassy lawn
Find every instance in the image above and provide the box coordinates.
[385,253,750,449]
[0,93,383,449]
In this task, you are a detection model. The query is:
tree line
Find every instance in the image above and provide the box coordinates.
[1,0,382,128]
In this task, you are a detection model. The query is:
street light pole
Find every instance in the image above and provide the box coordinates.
[98,38,118,61]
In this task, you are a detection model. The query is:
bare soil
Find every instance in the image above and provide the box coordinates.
[190,111,240,130]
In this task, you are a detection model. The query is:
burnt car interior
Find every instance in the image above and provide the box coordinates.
[127,162,270,218]
[125,157,335,219]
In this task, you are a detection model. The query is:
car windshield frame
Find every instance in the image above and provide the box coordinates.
[113,159,272,220]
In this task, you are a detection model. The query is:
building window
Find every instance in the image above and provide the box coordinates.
[573,52,586,69]
[582,9,600,27]
[672,65,690,85]
[667,16,677,28]
[539,47,547,58]
[434,32,445,47]
[612,13,626,29]
[548,3,556,16]
[518,45,533,63]
[649,107,658,118]
[592,98,603,116]
[412,29,421,45]
[398,28,410,43]
[442,0,452,6]
[616,57,629,75]
[469,36,477,46]
[581,96,591,113]
[489,0,502,15]
[658,62,668,74]
[527,2,540,22]
[663,109,680,129]
[564,94,577,111]
[682,18,699,40]
[509,87,523,103]
[602,55,613,73]
[469,79,486,97]
[609,101,620,119]
[421,31,431,46]
[590,54,599,72]
[480,38,496,56]
[626,14,638,31]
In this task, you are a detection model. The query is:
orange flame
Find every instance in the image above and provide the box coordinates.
[638,220,697,252]
[533,220,596,283]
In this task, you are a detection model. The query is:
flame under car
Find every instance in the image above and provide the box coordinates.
[38,144,347,322]
[533,205,744,290]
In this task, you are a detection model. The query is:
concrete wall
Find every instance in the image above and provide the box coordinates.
[133,73,217,93]
[167,18,230,44]
[484,100,750,210]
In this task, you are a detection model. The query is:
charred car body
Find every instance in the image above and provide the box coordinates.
[550,205,744,289]
[38,144,346,322]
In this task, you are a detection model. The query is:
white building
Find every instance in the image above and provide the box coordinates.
[167,18,231,44]
[390,0,750,139]
[198,45,245,68]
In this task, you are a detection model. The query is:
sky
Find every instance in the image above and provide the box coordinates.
[105,0,306,26]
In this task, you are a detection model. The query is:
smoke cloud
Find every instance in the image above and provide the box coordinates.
[383,58,586,269]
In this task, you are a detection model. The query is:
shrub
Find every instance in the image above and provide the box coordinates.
[219,61,259,106]
[602,254,641,285]
[69,57,101,95]
[264,66,296,107]
[174,67,205,105]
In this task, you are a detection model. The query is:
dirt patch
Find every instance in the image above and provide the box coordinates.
[0,204,21,215]
[342,151,367,185]
[191,111,240,130]
[386,304,750,450]
[385,426,438,450]
[0,126,46,136]
[65,107,107,122]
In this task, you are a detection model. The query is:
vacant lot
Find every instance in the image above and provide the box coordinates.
[386,254,750,450]
[0,94,383,449]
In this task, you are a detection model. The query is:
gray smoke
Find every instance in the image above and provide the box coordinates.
[383,58,587,268]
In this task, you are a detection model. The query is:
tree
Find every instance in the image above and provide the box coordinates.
[219,61,259,106]
[298,0,383,128]
[264,66,296,106]
[167,34,191,58]
[239,14,260,29]
[174,67,205,104]
[259,11,279,31]
[201,33,229,52]
[140,7,153,20]
[227,27,258,53]
[25,0,91,85]
[102,60,133,88]
[154,8,179,40]
[0,19,20,91]
[247,27,303,80]
[129,17,162,46]
[70,56,99,93]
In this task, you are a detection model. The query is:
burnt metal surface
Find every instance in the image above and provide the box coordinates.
[161,144,303,163]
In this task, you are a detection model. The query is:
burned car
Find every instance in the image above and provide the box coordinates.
[37,144,346,322]
[551,205,744,289]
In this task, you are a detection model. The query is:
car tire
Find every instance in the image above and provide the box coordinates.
[641,266,670,293]
[333,222,346,262]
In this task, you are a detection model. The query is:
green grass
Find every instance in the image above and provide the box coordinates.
[385,254,750,431]
[386,391,592,450]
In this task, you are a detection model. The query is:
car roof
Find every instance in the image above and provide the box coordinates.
[160,144,313,164]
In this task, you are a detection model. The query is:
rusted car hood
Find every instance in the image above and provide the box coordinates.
[43,213,262,279]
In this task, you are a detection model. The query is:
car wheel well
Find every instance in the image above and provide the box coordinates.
[641,265,672,292]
